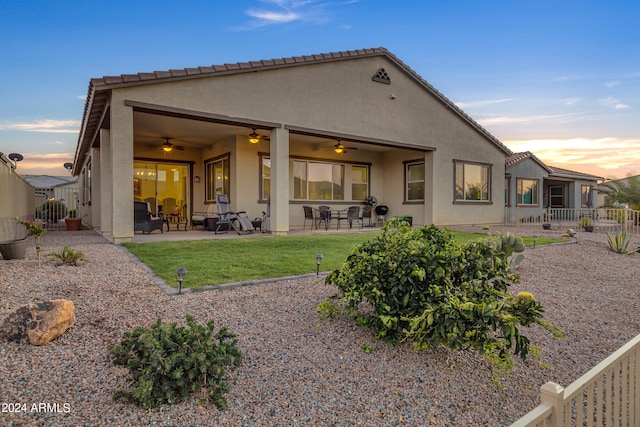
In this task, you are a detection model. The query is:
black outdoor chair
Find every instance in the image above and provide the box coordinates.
[303,205,319,230]
[134,201,163,234]
[317,205,332,230]
[359,205,373,227]
[338,206,362,229]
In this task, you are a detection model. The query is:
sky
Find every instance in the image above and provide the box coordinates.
[0,0,638,180]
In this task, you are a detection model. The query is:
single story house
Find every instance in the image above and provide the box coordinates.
[505,151,603,223]
[72,47,516,243]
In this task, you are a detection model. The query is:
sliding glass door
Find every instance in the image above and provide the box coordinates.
[134,162,188,216]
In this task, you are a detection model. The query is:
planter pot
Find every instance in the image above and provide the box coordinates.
[65,218,82,231]
[542,223,551,230]
[584,225,594,232]
[0,239,28,260]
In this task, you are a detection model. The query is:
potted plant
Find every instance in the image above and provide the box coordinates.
[542,223,551,230]
[64,209,82,231]
[578,216,594,232]
[0,217,46,264]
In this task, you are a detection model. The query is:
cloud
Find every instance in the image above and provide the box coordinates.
[0,119,80,134]
[505,137,640,179]
[239,0,340,28]
[477,112,581,126]
[562,97,583,106]
[13,152,75,176]
[599,96,630,109]
[605,80,620,88]
[455,98,515,109]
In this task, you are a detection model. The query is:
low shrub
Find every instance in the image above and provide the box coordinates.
[108,315,241,410]
[48,246,86,266]
[607,230,630,254]
[320,219,561,374]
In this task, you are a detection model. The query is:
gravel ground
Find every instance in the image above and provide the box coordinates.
[1,227,639,426]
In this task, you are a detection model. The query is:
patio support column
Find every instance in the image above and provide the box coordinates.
[90,145,101,231]
[270,127,289,235]
[109,97,134,243]
[423,151,434,225]
[99,128,112,240]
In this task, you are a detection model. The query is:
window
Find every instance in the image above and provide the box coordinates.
[454,161,491,202]
[505,177,511,206]
[205,154,230,202]
[549,186,564,208]
[352,166,368,201]
[293,160,367,201]
[261,155,271,200]
[405,161,425,201]
[581,184,592,207]
[516,178,539,206]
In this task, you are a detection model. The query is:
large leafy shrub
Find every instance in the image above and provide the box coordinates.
[108,315,241,410]
[36,200,67,223]
[321,220,561,371]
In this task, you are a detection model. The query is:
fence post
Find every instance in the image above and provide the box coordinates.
[540,381,564,427]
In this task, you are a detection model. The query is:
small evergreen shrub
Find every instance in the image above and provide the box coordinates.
[108,315,241,410]
[320,219,561,373]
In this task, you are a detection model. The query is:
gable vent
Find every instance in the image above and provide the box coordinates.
[372,68,391,84]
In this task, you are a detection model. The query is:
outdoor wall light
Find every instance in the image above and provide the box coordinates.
[315,253,324,275]
[175,267,188,294]
[194,176,201,183]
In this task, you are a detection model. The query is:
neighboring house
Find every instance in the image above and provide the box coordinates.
[72,47,513,243]
[505,151,602,223]
[22,175,80,205]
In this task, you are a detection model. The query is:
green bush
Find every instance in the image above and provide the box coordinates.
[321,219,561,372]
[108,315,241,410]
[36,200,67,223]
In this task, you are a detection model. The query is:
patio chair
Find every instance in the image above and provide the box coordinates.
[338,206,362,229]
[214,194,255,234]
[191,204,217,229]
[134,201,163,234]
[261,197,271,233]
[302,205,319,230]
[359,205,373,227]
[317,205,332,230]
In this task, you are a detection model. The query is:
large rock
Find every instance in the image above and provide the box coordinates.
[0,300,75,345]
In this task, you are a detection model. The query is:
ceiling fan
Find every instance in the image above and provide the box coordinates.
[332,140,358,154]
[245,128,270,144]
[161,137,184,152]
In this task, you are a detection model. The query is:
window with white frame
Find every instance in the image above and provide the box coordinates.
[405,161,425,201]
[205,154,230,202]
[454,161,491,202]
[516,178,539,206]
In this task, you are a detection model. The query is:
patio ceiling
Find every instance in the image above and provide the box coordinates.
[132,110,420,154]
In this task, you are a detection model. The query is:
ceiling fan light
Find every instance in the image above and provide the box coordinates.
[162,142,173,152]
[334,147,344,154]
[248,131,260,144]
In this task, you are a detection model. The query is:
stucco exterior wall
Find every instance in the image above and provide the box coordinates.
[0,160,35,241]
[86,53,510,239]
[506,159,549,222]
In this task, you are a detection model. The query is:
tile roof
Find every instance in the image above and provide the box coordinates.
[75,47,511,172]
[547,166,603,181]
[505,151,553,172]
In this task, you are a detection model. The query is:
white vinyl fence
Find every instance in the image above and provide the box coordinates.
[507,208,640,235]
[511,333,640,427]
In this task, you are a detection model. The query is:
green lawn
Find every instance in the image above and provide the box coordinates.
[122,230,563,288]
